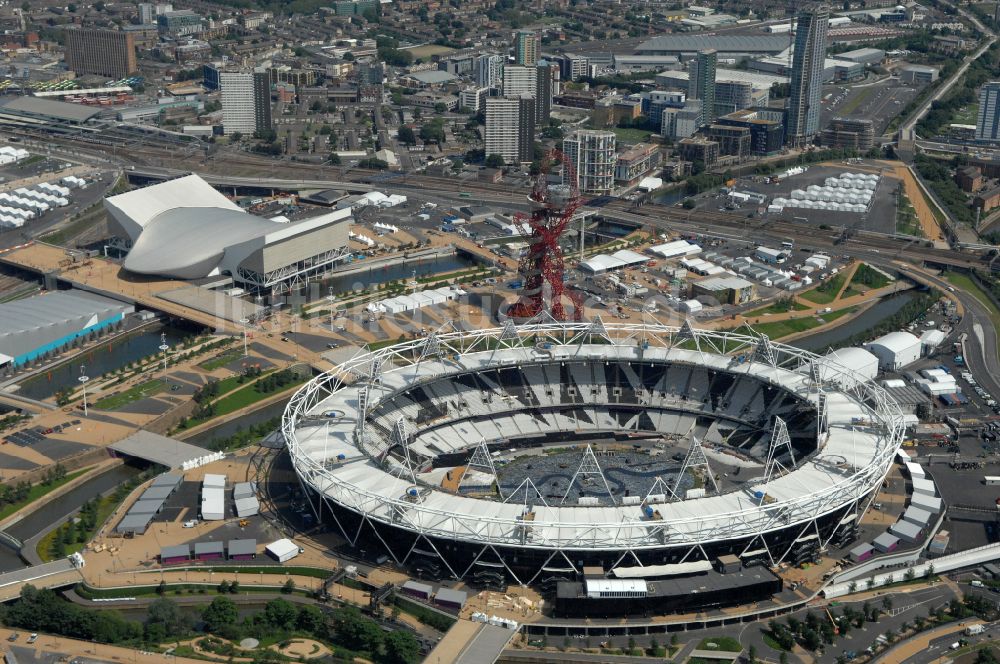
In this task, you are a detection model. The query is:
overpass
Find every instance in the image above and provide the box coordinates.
[0,391,55,414]
[0,558,83,602]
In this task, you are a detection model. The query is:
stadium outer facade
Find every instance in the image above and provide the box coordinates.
[283,322,903,588]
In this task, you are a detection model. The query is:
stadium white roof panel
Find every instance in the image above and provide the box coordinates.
[289,334,898,550]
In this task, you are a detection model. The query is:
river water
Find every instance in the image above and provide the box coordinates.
[792,290,919,353]
[0,464,143,573]
[14,323,200,401]
[182,399,289,449]
[320,253,478,294]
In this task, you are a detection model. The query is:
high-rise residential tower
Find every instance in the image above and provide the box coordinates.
[976,82,1000,142]
[485,95,535,165]
[786,7,829,145]
[563,130,617,195]
[64,28,137,79]
[221,68,272,135]
[687,49,717,125]
[514,30,539,66]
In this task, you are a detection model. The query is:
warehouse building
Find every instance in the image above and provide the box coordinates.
[0,96,102,132]
[105,174,352,292]
[689,275,755,304]
[0,291,133,369]
[636,35,790,58]
[865,331,922,371]
[835,48,885,65]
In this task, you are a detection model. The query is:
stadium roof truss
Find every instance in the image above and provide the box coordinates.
[284,322,904,578]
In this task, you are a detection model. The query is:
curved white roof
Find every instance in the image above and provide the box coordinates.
[826,347,879,371]
[123,207,277,280]
[869,331,920,353]
[284,325,904,552]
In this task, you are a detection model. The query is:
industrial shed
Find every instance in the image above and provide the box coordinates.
[201,489,225,520]
[160,545,190,565]
[912,477,937,497]
[401,580,433,600]
[116,513,153,535]
[579,249,649,274]
[872,532,899,553]
[128,498,166,516]
[228,539,257,560]
[194,541,225,561]
[864,331,921,371]
[0,290,133,369]
[903,506,933,528]
[233,482,257,500]
[890,519,923,543]
[434,587,468,610]
[911,492,943,514]
[234,496,260,518]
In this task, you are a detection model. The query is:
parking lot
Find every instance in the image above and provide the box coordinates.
[820,76,924,135]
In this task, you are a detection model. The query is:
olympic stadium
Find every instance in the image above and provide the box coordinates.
[283,322,904,614]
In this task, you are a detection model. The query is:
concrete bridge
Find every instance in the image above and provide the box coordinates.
[0,558,84,602]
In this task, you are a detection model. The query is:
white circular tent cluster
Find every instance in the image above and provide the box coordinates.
[283,323,903,582]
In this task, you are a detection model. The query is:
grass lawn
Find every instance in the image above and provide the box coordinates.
[611,127,653,144]
[405,44,454,59]
[94,378,167,410]
[199,348,245,371]
[0,467,92,521]
[698,636,743,652]
[744,307,856,339]
[210,376,307,417]
[843,263,892,298]
[38,484,126,561]
[747,299,810,316]
[840,87,874,115]
[953,102,979,125]
[799,272,849,305]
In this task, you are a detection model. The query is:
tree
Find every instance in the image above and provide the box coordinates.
[335,607,384,652]
[282,579,295,594]
[382,629,421,664]
[433,102,448,114]
[202,596,238,634]
[882,595,893,611]
[264,598,298,630]
[296,605,326,637]
[748,644,758,664]
[228,580,239,594]
[146,597,190,637]
[485,153,505,169]
[157,580,166,595]
[358,158,389,170]
[398,126,416,144]
[329,153,341,165]
[217,580,230,594]
[420,120,446,144]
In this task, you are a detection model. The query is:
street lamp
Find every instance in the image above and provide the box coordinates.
[78,365,90,417]
[239,318,249,357]
[159,332,170,385]
[326,287,337,331]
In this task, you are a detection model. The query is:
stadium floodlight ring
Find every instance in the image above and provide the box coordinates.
[283,322,903,569]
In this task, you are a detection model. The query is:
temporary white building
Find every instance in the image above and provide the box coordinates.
[266,538,300,562]
[865,331,921,370]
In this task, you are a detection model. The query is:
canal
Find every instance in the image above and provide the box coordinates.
[0,463,143,573]
[793,290,919,352]
[13,322,202,401]
[182,399,289,449]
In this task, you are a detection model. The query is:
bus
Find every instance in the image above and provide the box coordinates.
[781,239,794,250]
